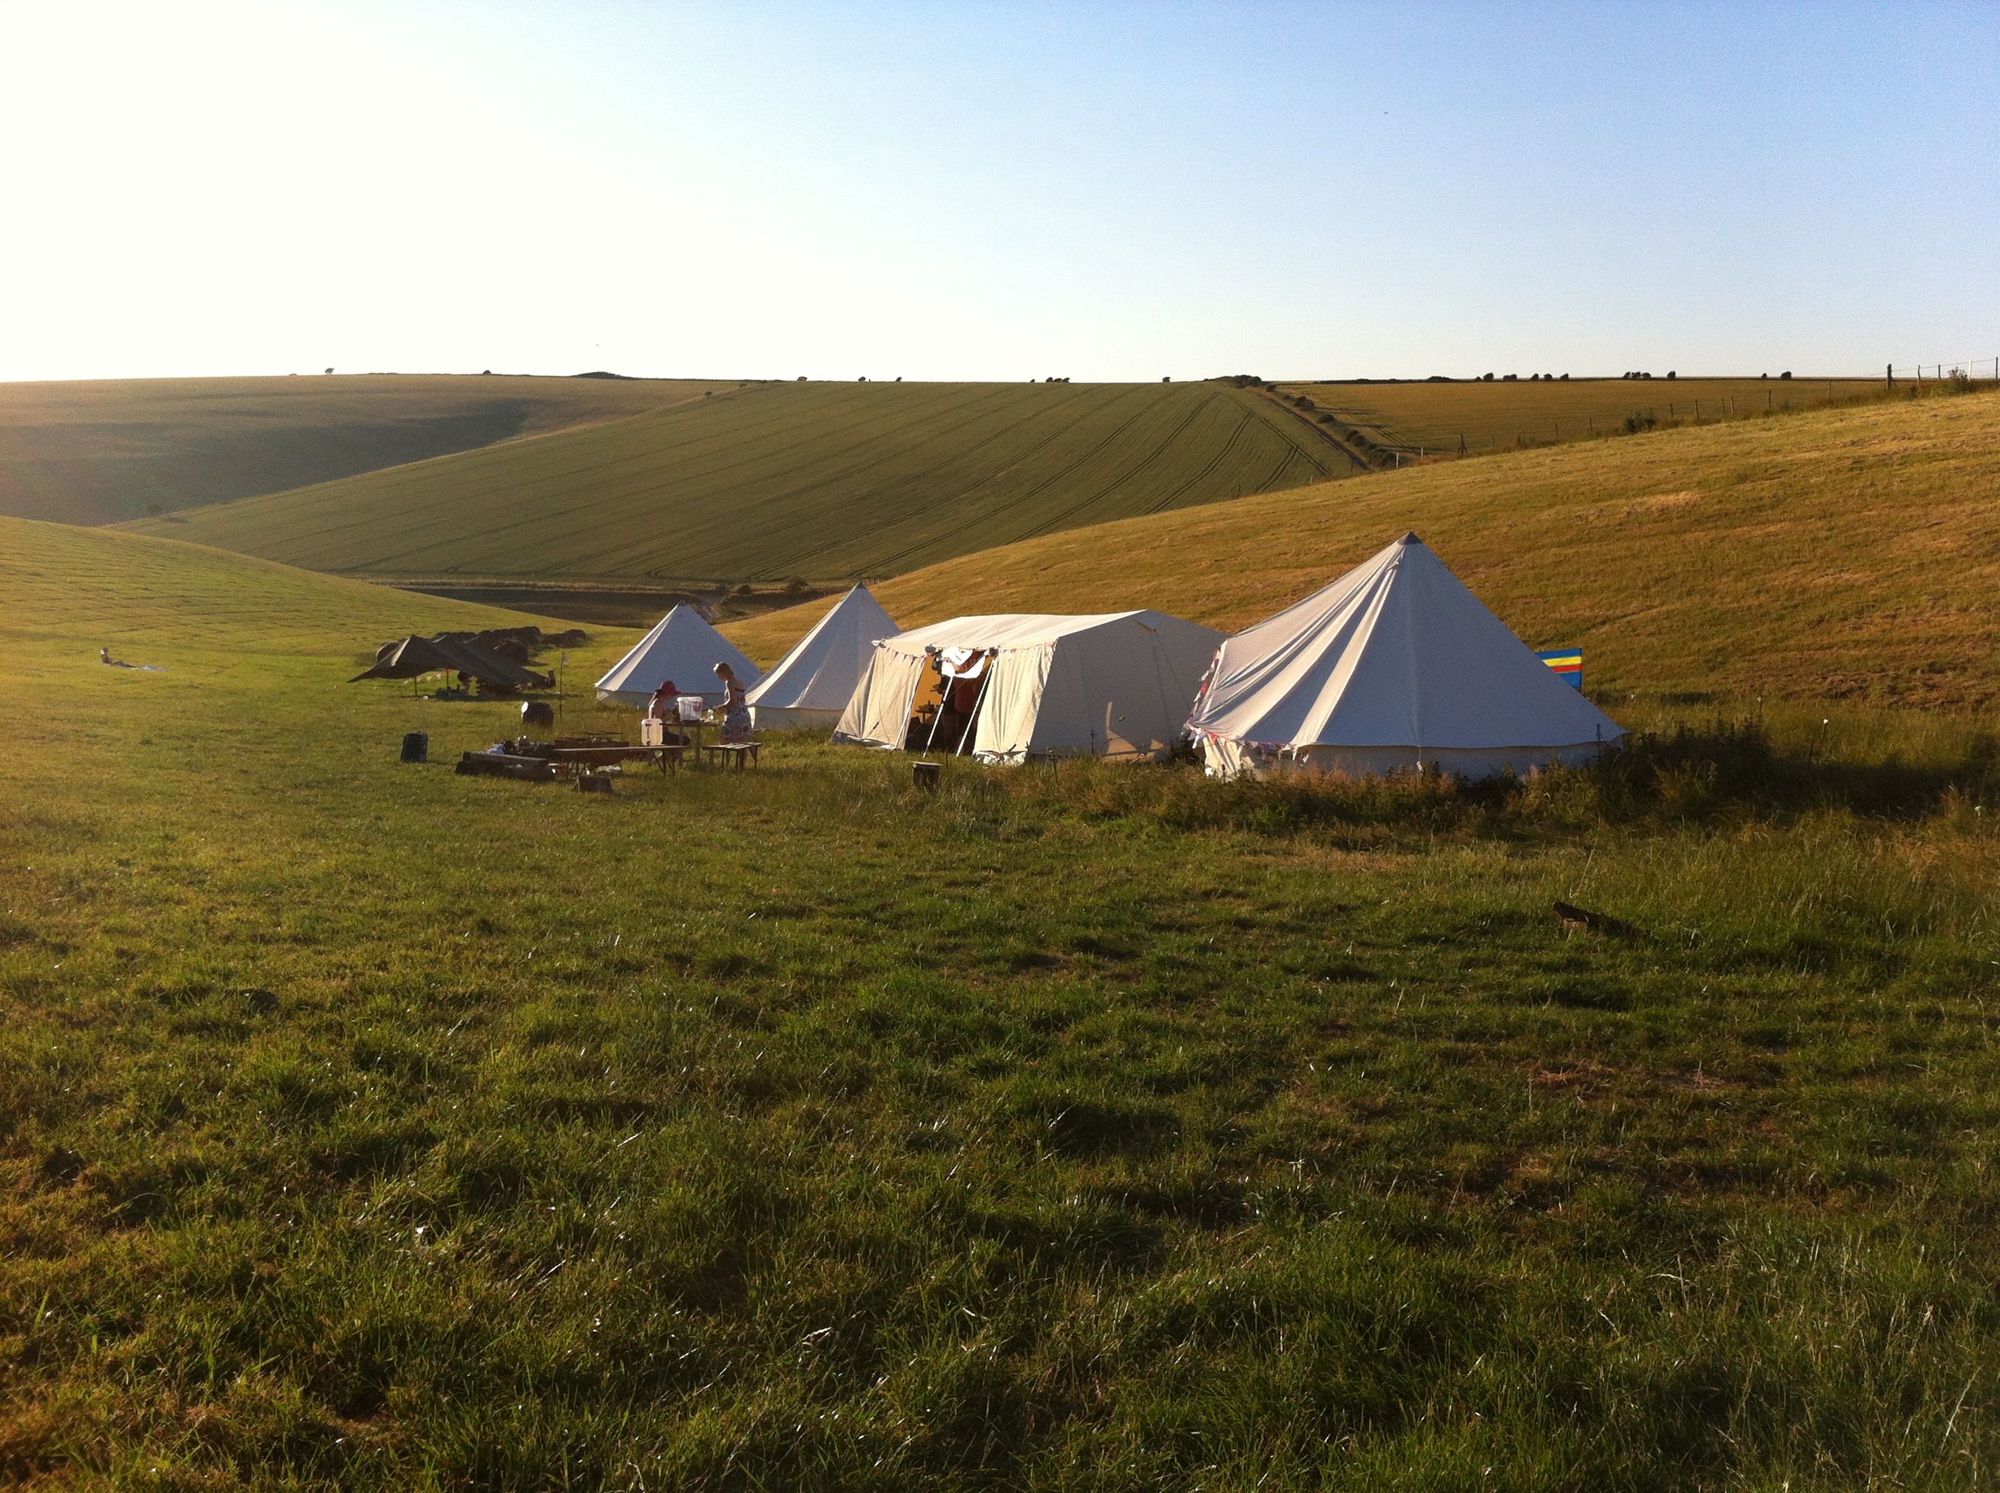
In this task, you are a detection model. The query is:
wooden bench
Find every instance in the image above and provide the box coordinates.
[701,742,761,770]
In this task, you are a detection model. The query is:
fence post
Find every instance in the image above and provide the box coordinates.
[1886,362,1893,389]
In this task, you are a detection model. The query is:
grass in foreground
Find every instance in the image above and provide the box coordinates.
[2,519,1997,1487]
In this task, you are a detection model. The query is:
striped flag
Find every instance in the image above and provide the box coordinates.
[1537,648,1584,690]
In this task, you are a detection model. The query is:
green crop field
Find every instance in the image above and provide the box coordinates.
[735,385,2000,713]
[1276,376,1885,461]
[126,381,1360,585]
[6,385,1999,1487]
[0,373,732,526]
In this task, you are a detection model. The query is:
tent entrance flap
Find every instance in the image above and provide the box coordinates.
[910,646,994,753]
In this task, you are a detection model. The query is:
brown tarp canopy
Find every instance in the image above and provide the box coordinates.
[351,635,553,691]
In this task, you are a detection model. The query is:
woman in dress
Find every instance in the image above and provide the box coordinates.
[714,661,752,743]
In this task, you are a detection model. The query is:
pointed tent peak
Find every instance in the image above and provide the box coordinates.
[1399,531,1424,546]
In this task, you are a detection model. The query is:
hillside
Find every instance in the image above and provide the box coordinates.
[126,380,1360,583]
[0,373,731,525]
[7,460,1999,1486]
[0,516,563,682]
[1277,375,1882,461]
[729,388,2000,711]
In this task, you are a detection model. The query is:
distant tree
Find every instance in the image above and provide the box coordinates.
[1560,372,1570,380]
[784,577,809,595]
[1481,372,1495,382]
[797,375,807,381]
[1503,373,1518,381]
[858,375,867,382]
[895,376,902,382]
[324,367,333,375]
[1780,370,1793,380]
[1162,375,1171,383]
[1760,372,1770,380]
[1665,370,1676,380]
[734,583,754,596]
[481,368,492,375]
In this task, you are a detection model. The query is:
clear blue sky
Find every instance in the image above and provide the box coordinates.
[2,0,1994,381]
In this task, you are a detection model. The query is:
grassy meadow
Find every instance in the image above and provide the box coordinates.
[733,386,2000,713]
[0,375,731,527]
[127,381,1359,585]
[3,502,1998,1487]
[1277,377,1886,460]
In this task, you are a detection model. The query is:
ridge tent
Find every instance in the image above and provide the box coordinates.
[1185,532,1624,779]
[746,584,901,731]
[594,604,761,706]
[835,610,1223,763]
[351,635,552,692]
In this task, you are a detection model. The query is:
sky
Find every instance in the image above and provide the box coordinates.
[2,0,1995,383]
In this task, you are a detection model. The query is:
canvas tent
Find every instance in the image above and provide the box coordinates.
[351,635,552,692]
[1185,533,1624,779]
[746,584,900,731]
[594,605,762,706]
[835,611,1223,763]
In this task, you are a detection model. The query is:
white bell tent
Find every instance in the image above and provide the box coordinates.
[836,610,1223,763]
[593,604,761,706]
[1185,533,1624,779]
[745,585,900,731]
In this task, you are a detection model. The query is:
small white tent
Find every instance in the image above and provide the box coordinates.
[594,604,762,706]
[746,585,900,731]
[1186,533,1623,779]
[836,610,1223,763]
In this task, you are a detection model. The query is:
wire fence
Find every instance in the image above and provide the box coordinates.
[1887,356,2000,383]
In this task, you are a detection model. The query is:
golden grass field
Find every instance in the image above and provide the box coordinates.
[1278,376,1886,458]
[4,484,1998,1483]
[0,373,731,525]
[728,387,2000,712]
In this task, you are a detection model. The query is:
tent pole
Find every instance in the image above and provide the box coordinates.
[955,650,998,757]
[918,650,950,758]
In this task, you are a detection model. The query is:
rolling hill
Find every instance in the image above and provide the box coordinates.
[728,386,2000,711]
[0,373,732,525]
[1277,375,1883,461]
[126,380,1360,583]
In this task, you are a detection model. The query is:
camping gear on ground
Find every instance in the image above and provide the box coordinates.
[835,611,1223,763]
[353,635,552,693]
[1184,532,1625,780]
[455,748,556,781]
[399,731,428,763]
[594,605,761,707]
[746,584,901,731]
[521,700,556,727]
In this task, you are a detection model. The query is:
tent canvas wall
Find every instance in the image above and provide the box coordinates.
[835,611,1223,763]
[746,585,900,731]
[594,605,761,706]
[1186,533,1624,779]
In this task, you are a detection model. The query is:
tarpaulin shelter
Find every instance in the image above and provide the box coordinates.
[351,635,552,691]
[1185,532,1624,779]
[746,585,900,731]
[594,605,761,706]
[835,611,1222,762]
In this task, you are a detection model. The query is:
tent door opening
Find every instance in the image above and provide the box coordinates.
[906,647,993,754]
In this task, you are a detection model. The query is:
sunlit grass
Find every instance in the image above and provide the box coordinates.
[2,518,1996,1486]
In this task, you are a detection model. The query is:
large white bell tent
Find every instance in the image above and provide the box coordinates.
[836,611,1223,763]
[745,585,900,732]
[1185,533,1624,779]
[593,604,761,707]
